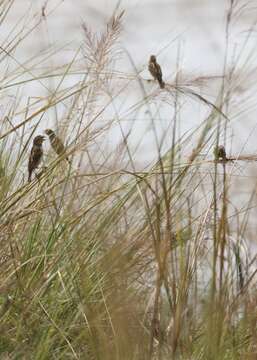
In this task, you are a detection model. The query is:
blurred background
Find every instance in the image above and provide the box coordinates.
[3,0,257,149]
[1,0,257,238]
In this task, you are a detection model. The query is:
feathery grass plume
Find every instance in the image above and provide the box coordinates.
[28,135,45,182]
[81,7,125,105]
[79,8,125,147]
[82,9,124,73]
[45,129,70,164]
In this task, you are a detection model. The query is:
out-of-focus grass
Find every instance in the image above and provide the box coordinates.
[0,1,256,359]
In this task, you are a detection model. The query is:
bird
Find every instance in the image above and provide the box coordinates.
[45,129,70,163]
[28,135,45,182]
[213,145,227,162]
[148,55,165,89]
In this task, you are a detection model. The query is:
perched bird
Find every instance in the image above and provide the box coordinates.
[45,129,70,163]
[148,55,165,89]
[214,145,227,161]
[28,135,45,182]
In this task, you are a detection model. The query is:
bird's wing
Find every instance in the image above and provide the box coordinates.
[156,63,162,77]
[148,62,156,78]
[52,137,65,154]
[28,147,42,170]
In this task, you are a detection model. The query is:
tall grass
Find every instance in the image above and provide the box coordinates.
[0,1,256,359]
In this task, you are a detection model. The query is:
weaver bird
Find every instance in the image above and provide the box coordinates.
[214,145,227,161]
[28,135,45,182]
[45,129,70,163]
[148,55,165,89]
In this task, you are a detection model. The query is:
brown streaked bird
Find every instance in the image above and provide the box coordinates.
[214,145,227,161]
[148,55,165,89]
[45,129,70,163]
[28,135,45,182]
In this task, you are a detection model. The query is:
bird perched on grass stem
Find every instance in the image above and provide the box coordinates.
[148,55,165,89]
[28,135,45,182]
[214,145,227,162]
[45,129,70,163]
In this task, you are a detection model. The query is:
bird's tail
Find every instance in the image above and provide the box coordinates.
[158,79,165,89]
[28,172,32,182]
